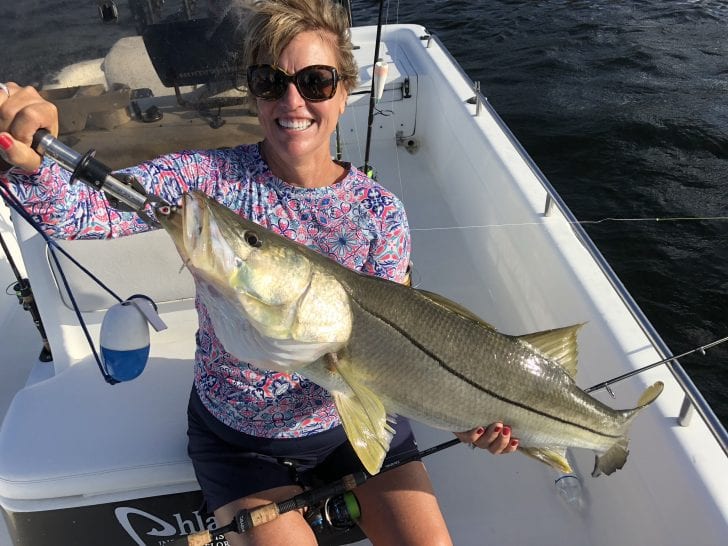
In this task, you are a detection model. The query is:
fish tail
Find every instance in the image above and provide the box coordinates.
[592,381,664,477]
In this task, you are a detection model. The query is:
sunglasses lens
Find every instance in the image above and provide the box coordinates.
[297,67,336,101]
[248,65,338,102]
[248,66,286,100]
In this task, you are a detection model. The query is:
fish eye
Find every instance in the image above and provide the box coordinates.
[244,231,262,248]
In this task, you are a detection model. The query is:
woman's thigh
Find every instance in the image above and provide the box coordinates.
[354,461,453,546]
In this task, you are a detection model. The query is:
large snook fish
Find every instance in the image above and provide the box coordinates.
[158,191,663,477]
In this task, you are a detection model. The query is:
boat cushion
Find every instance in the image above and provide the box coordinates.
[0,303,199,503]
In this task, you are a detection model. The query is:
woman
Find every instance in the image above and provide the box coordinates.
[0,1,517,544]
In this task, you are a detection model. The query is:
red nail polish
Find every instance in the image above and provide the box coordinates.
[493,425,502,434]
[475,427,485,435]
[510,440,519,447]
[503,426,511,436]
[0,134,12,151]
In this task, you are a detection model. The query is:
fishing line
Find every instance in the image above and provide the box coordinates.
[410,215,728,232]
[578,216,728,225]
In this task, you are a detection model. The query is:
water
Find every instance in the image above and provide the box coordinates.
[2,1,727,426]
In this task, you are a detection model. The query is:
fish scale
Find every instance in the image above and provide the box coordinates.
[339,274,623,444]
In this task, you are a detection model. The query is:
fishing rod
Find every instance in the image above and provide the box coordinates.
[174,328,728,545]
[0,229,52,361]
[362,0,386,176]
[173,437,462,546]
[30,129,169,224]
[585,334,728,395]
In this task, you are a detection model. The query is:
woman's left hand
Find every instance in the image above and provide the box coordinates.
[454,423,519,454]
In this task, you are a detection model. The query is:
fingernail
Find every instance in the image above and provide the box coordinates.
[0,134,12,151]
[492,425,502,434]
[510,439,519,447]
[503,426,511,436]
[475,427,485,435]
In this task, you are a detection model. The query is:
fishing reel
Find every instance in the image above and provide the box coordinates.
[12,278,52,362]
[305,490,364,540]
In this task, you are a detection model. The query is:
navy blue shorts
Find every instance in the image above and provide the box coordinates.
[187,388,420,512]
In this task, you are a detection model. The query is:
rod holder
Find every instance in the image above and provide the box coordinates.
[474,81,482,116]
[544,194,554,216]
[678,395,694,427]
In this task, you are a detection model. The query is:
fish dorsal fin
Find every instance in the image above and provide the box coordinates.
[326,354,394,475]
[416,289,497,330]
[519,324,584,378]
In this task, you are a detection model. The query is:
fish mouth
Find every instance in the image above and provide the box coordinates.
[181,193,207,259]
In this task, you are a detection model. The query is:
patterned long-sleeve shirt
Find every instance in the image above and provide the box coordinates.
[5,143,410,438]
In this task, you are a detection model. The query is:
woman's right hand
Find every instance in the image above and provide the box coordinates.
[0,82,59,172]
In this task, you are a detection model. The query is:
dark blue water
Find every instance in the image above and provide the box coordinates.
[3,1,727,425]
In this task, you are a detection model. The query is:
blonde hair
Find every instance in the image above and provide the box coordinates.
[239,0,358,92]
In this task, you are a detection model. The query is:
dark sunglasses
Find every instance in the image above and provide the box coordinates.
[246,64,339,102]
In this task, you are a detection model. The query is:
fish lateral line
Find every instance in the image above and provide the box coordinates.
[348,295,623,441]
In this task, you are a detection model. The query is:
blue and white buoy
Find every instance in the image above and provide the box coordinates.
[100,295,166,382]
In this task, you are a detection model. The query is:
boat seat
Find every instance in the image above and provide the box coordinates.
[10,214,195,372]
[47,228,195,312]
[0,216,200,504]
[0,334,198,504]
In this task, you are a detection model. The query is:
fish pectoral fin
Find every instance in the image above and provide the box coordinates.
[592,437,629,477]
[333,390,394,476]
[519,446,572,473]
[518,324,585,378]
[326,352,395,475]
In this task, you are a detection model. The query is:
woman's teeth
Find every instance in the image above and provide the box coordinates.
[278,119,313,130]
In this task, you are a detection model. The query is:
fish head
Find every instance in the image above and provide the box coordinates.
[158,191,352,365]
[159,191,313,308]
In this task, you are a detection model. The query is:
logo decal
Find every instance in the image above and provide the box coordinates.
[115,507,224,546]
